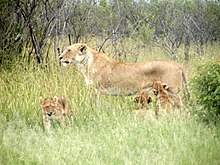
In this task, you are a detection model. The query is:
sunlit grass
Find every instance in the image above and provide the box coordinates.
[0,44,220,164]
[1,110,219,164]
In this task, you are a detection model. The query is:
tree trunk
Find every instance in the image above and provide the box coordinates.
[184,35,190,61]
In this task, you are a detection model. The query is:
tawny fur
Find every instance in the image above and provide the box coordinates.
[152,81,182,115]
[39,96,73,131]
[59,43,190,96]
[132,108,155,119]
[134,92,152,110]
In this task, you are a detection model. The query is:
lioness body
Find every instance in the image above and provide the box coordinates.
[60,43,190,96]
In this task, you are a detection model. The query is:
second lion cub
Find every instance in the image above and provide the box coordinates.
[39,96,73,131]
[152,81,182,115]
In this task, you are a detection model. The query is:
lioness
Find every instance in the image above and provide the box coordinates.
[59,43,190,96]
[152,81,181,115]
[39,96,73,131]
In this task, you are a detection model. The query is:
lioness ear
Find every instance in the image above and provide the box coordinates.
[79,44,87,53]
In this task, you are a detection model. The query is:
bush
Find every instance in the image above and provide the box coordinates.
[192,61,220,116]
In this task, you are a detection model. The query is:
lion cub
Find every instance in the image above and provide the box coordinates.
[152,81,181,115]
[134,92,152,110]
[39,96,73,131]
[132,92,153,118]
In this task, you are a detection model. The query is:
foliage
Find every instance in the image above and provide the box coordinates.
[192,61,220,116]
[0,0,220,67]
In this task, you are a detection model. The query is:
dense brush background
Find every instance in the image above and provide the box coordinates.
[1,0,220,164]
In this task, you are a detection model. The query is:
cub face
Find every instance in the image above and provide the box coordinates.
[39,96,72,131]
[152,81,169,96]
[59,43,87,66]
[134,92,152,109]
[152,81,181,114]
[40,96,64,120]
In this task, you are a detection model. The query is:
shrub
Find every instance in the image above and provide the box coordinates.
[192,61,220,116]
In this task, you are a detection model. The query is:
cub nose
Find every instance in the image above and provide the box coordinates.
[47,112,53,116]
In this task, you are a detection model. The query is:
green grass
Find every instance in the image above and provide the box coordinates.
[1,114,219,165]
[0,45,220,164]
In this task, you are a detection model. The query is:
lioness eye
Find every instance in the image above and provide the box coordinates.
[68,49,71,52]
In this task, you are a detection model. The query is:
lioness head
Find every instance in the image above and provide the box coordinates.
[59,43,88,66]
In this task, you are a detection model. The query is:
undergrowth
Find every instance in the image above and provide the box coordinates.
[0,45,220,164]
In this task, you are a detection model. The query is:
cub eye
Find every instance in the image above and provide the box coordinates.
[68,49,71,52]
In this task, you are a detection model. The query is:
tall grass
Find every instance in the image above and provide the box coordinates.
[0,45,220,164]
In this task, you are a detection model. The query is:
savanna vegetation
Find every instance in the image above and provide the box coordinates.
[0,0,220,164]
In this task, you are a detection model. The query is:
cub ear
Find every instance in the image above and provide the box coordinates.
[58,96,66,103]
[79,44,87,53]
[39,96,43,103]
[53,96,59,103]
[153,89,158,95]
[162,83,169,90]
